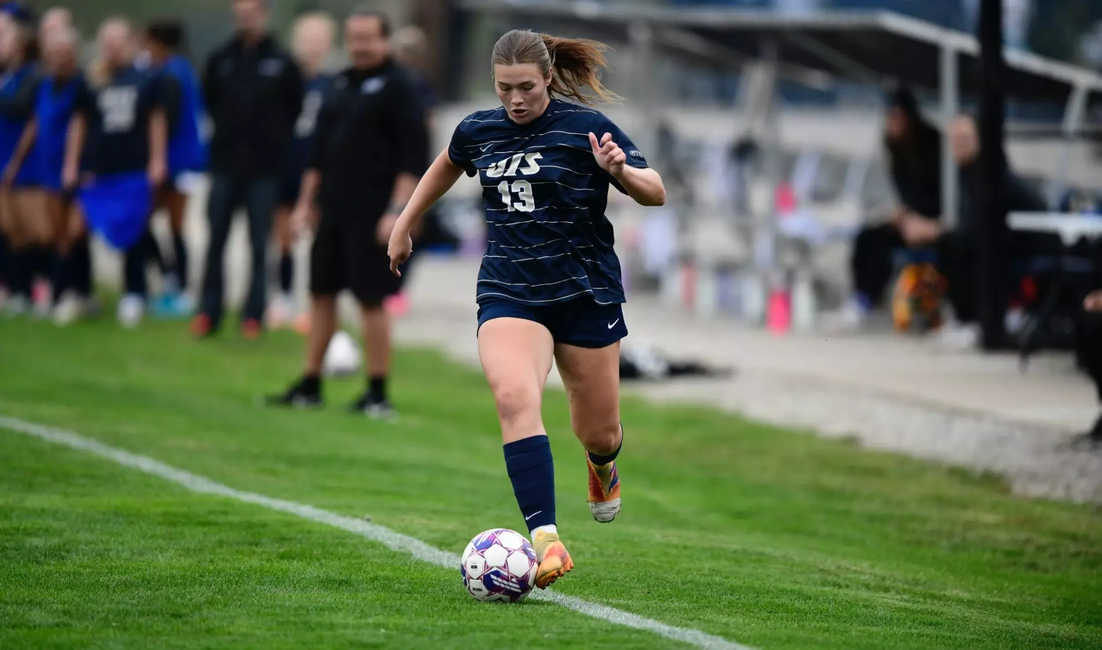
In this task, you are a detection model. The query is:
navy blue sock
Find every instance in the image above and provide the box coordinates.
[503,435,556,533]
[172,233,189,291]
[587,423,623,466]
[0,231,8,287]
[51,248,73,301]
[74,238,92,295]
[9,248,30,297]
[36,247,57,284]
[279,252,293,294]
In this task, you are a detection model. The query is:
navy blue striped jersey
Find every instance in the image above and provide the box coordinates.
[448,99,648,306]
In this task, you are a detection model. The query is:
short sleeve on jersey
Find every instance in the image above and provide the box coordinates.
[590,111,648,194]
[447,119,478,177]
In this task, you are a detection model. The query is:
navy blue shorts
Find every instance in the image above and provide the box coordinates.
[476,297,628,349]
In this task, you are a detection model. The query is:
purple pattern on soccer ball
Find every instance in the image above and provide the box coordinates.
[460,528,538,603]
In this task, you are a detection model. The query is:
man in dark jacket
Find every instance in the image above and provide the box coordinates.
[900,114,1051,348]
[193,0,304,339]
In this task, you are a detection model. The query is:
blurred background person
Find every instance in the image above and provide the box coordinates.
[140,19,207,319]
[267,11,334,331]
[826,87,942,332]
[193,0,303,340]
[65,17,167,328]
[1077,288,1102,444]
[898,114,1049,350]
[266,7,426,418]
[7,21,94,324]
[0,4,46,318]
[38,6,70,40]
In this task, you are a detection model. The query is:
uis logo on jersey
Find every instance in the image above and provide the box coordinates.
[485,152,542,179]
[486,152,543,213]
[629,149,643,159]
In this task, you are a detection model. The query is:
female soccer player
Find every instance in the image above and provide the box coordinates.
[267,12,334,330]
[0,9,43,316]
[64,18,167,327]
[387,29,665,588]
[6,22,91,323]
[141,20,206,317]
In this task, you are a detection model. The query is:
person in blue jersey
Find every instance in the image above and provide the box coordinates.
[0,7,43,316]
[4,22,92,324]
[64,18,168,328]
[267,12,334,330]
[139,20,207,318]
[387,30,666,588]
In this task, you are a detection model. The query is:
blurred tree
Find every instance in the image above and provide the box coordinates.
[1026,0,1102,63]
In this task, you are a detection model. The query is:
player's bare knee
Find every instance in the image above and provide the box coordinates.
[493,384,541,429]
[577,420,620,456]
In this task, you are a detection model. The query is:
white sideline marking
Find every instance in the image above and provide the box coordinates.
[0,415,752,650]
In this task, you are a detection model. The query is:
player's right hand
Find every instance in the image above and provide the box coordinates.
[388,226,413,277]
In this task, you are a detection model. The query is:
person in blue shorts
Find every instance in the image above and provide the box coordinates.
[139,20,206,318]
[4,21,92,324]
[0,5,43,316]
[387,29,666,589]
[64,18,168,328]
[267,12,334,330]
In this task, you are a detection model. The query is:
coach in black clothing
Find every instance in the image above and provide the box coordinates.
[194,0,304,338]
[267,7,426,417]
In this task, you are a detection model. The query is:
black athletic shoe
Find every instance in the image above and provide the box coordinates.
[264,378,323,409]
[350,392,396,421]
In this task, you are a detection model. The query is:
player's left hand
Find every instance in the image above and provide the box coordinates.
[589,131,626,177]
[377,212,399,246]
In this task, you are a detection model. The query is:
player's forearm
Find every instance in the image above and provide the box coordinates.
[9,118,36,172]
[149,110,168,169]
[296,169,321,208]
[393,149,463,235]
[63,115,85,174]
[614,166,666,207]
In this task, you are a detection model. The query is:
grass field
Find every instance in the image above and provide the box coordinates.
[1,315,1101,650]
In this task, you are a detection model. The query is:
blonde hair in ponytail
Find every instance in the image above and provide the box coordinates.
[89,17,131,89]
[491,29,619,106]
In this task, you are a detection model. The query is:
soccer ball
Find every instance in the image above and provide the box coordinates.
[322,330,362,377]
[460,528,539,602]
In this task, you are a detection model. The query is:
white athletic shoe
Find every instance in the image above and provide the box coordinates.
[53,292,84,326]
[821,299,870,334]
[117,294,145,329]
[934,321,981,351]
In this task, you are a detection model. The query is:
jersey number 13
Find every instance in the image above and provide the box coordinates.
[497,180,535,213]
